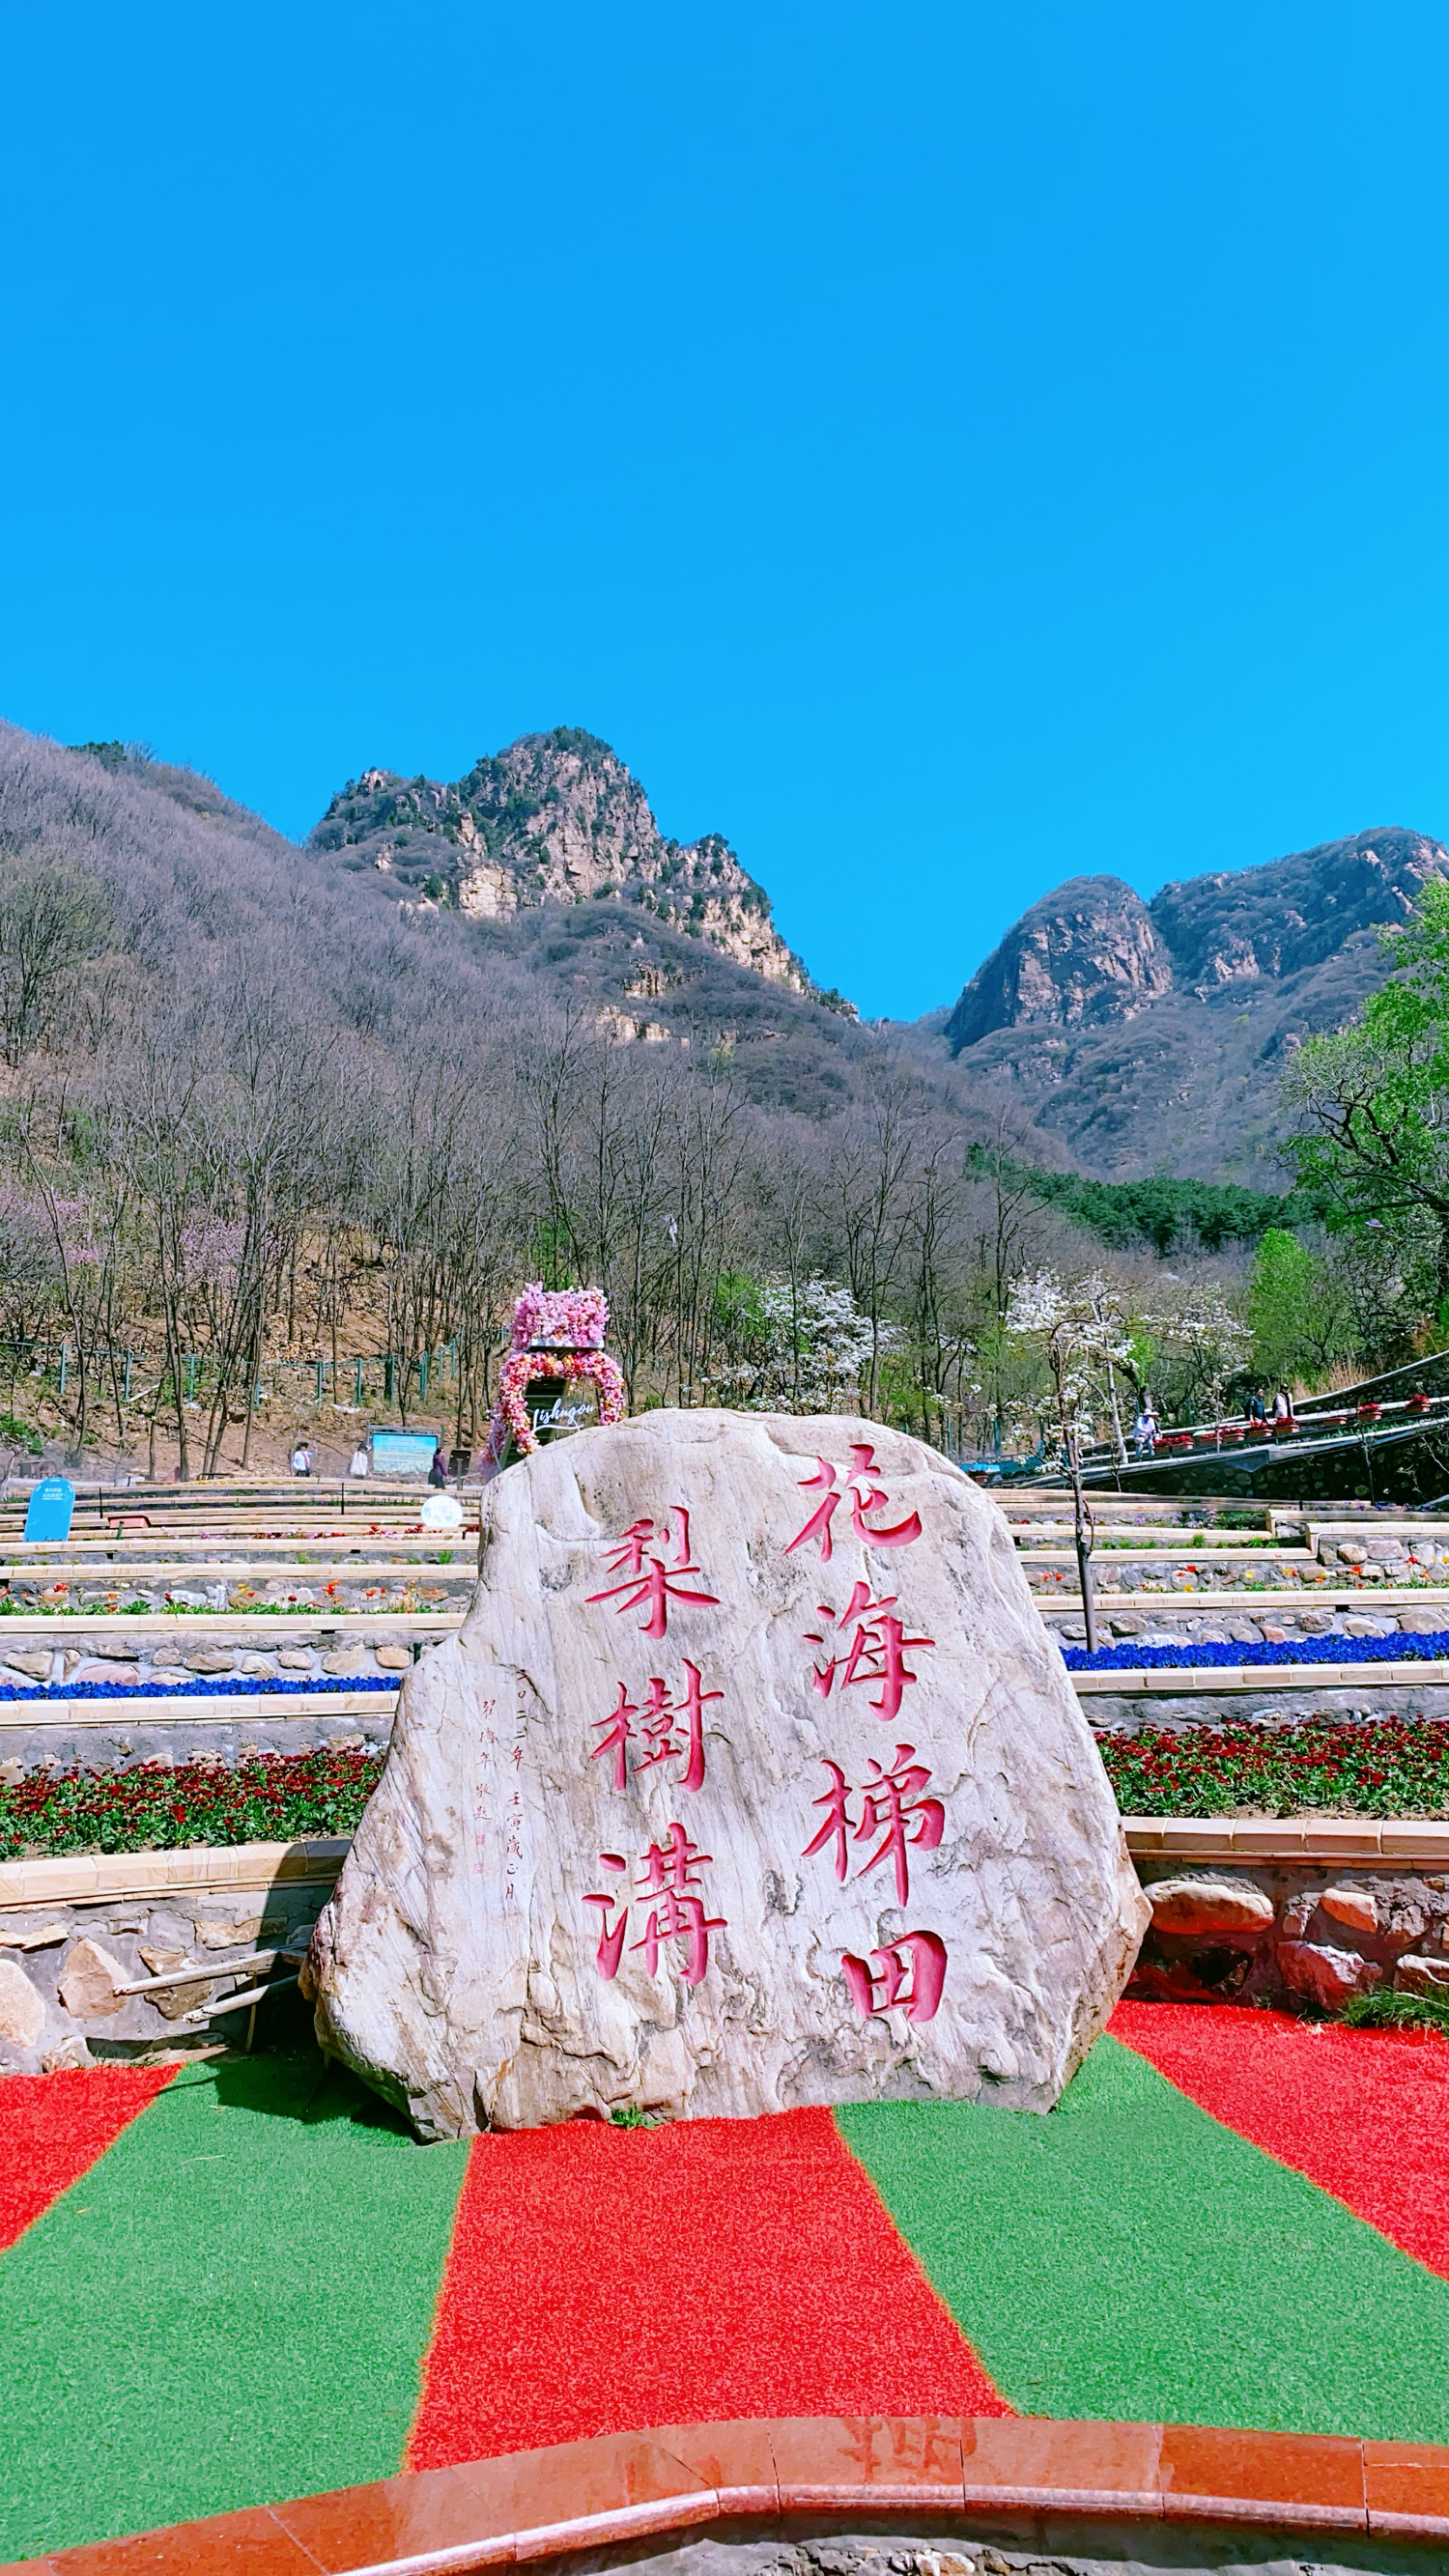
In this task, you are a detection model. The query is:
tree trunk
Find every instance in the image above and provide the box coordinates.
[1071,1452,1098,1656]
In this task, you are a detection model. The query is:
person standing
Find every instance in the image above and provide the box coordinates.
[1271,1385,1295,1431]
[290,1439,313,1476]
[348,1442,369,1479]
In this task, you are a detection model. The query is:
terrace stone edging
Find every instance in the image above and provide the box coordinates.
[8,2414,1449,2570]
[8,1642,1449,1774]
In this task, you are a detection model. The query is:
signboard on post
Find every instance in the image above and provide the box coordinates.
[23,1477,74,1543]
[369,1430,439,1479]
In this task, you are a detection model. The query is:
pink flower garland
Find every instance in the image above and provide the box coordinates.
[494,1346,626,1457]
[509,1284,610,1351]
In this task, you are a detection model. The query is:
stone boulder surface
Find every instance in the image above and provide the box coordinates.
[309,1411,1148,2137]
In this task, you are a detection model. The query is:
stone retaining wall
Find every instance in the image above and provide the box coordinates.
[0,1569,474,1612]
[1085,1684,1449,1733]
[1130,1854,1449,2012]
[7,1823,1449,2071]
[14,1667,1449,1774]
[0,1627,428,1772]
[1028,1556,1313,1596]
[1053,1602,1449,1646]
[0,1695,399,1775]
[1024,1524,1449,1601]
[0,1844,345,2074]
[0,1635,422,1685]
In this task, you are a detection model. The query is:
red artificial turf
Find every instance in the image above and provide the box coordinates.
[408,2103,1006,2468]
[0,2065,174,2251]
[1113,1999,1449,2280]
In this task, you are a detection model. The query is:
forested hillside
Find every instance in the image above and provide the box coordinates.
[0,724,1084,1473]
[0,721,1432,1479]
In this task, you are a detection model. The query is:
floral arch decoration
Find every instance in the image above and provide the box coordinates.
[486,1284,626,1467]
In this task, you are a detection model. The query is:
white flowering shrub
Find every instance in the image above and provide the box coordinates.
[706,1275,894,1413]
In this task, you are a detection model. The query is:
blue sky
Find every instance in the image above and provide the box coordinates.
[2,3,1443,1018]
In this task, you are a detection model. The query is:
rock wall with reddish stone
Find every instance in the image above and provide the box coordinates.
[1129,1861,1449,2010]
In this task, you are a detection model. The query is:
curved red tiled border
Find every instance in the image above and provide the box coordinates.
[8,2416,1449,2573]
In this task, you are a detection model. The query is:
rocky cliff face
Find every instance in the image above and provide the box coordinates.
[947,875,1173,1048]
[312,728,811,993]
[948,830,1447,1047]
[1151,830,1449,990]
[942,829,1449,1183]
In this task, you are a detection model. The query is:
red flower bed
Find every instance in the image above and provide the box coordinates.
[1098,1714,1449,1818]
[9,1720,1446,1862]
[0,1751,384,1861]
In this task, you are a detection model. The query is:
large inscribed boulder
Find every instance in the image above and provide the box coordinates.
[310,1411,1147,2137]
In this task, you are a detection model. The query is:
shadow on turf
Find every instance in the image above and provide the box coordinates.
[100,1983,424,2139]
[207,2052,417,2136]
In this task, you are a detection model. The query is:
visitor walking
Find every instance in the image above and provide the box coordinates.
[290,1440,313,1476]
[1271,1385,1296,1433]
[1247,1388,1266,1429]
[1133,1401,1159,1458]
[348,1442,369,1479]
[428,1445,447,1488]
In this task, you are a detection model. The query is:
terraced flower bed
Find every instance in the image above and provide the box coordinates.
[14,1712,1449,1862]
[1099,1715,1449,1818]
[0,1750,384,1859]
[1065,1628,1449,1669]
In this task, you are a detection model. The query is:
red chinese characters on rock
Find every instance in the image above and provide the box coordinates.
[803,1581,935,1722]
[802,1743,946,1904]
[589,1660,721,1794]
[585,1508,721,1638]
[840,1931,948,2024]
[784,1448,948,2024]
[783,1444,923,1565]
[584,1821,726,1986]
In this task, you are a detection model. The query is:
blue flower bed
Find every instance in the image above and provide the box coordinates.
[1062,1631,1449,1673]
[0,1673,402,1703]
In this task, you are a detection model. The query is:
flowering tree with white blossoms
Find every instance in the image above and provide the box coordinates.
[1006,1268,1137,1652]
[1143,1282,1252,1430]
[708,1274,895,1413]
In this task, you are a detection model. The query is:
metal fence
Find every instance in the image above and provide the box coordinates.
[0,1339,472,1411]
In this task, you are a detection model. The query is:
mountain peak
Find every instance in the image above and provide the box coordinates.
[945,873,1172,1050]
[938,825,1449,1182]
[312,730,813,993]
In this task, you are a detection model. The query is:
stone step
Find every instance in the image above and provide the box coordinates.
[1074,1659,1449,1692]
[0,1610,458,1638]
[3,1686,401,1728]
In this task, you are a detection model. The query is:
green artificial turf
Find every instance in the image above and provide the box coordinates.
[0,2054,468,2562]
[837,2034,1449,2443]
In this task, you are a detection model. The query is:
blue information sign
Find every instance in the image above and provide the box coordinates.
[369,1430,439,1479]
[23,1477,74,1543]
